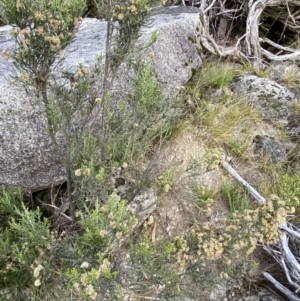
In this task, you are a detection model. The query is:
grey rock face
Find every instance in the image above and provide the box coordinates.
[143,6,201,93]
[0,25,14,83]
[0,24,66,188]
[286,113,300,139]
[230,75,298,120]
[253,135,287,164]
[0,8,201,190]
[270,61,300,85]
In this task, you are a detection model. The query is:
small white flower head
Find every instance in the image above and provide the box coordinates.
[1,50,9,61]
[86,284,97,299]
[34,279,41,287]
[80,262,89,269]
[75,169,81,176]
[164,183,170,193]
[6,262,13,270]
[81,273,88,286]
[122,162,128,169]
[86,284,94,293]
[91,291,97,300]
[16,1,22,11]
[221,272,229,279]
[186,99,193,106]
[147,215,154,225]
[110,221,116,229]
[33,264,43,278]
[84,168,91,176]
[129,5,137,13]
[127,206,136,214]
[100,229,107,237]
[100,205,108,213]
[73,282,80,291]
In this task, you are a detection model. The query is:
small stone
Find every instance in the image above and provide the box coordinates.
[253,135,287,164]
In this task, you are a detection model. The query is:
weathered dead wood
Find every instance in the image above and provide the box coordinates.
[261,48,300,61]
[263,272,300,301]
[221,161,266,203]
[222,160,300,299]
[280,223,300,240]
[195,0,300,65]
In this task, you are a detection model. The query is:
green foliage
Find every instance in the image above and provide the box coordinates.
[9,204,49,246]
[1,0,84,25]
[172,191,298,298]
[240,60,254,73]
[110,0,153,70]
[226,138,250,158]
[48,64,99,133]
[104,61,182,166]
[292,102,300,116]
[64,253,119,300]
[129,231,180,299]
[70,129,115,207]
[0,195,52,294]
[283,69,298,85]
[279,173,300,201]
[191,61,238,89]
[272,171,300,209]
[157,165,177,192]
[191,96,260,158]
[220,183,251,214]
[76,193,135,255]
[0,0,188,300]
[0,188,24,228]
[192,185,216,212]
[255,68,270,78]
[103,97,134,165]
[1,0,156,223]
[1,2,277,300]
[0,189,132,299]
[1,0,85,94]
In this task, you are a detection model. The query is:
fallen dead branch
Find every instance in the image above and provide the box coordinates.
[221,161,266,203]
[262,271,300,301]
[222,160,300,301]
[194,0,300,66]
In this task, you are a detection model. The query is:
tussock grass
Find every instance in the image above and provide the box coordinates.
[190,61,238,89]
[191,96,262,159]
